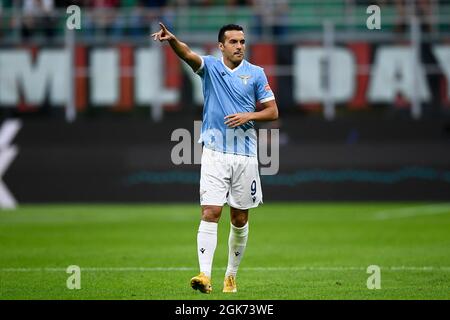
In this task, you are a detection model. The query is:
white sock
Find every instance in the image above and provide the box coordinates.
[225,222,249,278]
[197,220,218,278]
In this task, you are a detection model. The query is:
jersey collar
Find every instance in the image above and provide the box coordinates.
[221,57,244,73]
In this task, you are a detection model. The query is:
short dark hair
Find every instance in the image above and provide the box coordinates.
[218,24,244,43]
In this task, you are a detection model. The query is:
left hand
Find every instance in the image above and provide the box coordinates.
[224,113,252,128]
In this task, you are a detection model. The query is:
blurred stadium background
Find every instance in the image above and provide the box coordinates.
[1,0,450,205]
[1,0,450,300]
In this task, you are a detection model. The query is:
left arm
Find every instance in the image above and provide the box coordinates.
[224,99,279,128]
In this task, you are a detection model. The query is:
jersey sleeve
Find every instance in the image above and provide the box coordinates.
[195,55,213,77]
[255,67,275,103]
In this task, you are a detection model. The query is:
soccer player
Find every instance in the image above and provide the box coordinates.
[152,23,278,294]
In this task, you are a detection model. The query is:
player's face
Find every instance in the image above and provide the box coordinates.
[220,30,246,65]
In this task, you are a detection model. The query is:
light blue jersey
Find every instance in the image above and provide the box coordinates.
[196,55,275,157]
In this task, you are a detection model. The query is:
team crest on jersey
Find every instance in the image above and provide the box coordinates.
[238,75,252,85]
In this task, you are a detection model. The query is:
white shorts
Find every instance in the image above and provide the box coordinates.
[199,147,263,210]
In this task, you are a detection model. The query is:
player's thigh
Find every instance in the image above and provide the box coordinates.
[200,148,231,206]
[228,156,263,210]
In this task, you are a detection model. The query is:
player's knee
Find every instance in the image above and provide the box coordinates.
[201,206,222,222]
[231,217,247,227]
[230,211,248,227]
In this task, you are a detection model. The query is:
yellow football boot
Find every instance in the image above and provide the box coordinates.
[222,275,237,293]
[190,272,212,294]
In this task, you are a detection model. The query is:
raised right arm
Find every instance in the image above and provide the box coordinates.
[151,22,203,73]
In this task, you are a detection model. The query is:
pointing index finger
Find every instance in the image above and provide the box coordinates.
[159,22,168,31]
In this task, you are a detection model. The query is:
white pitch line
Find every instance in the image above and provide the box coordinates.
[1,266,450,272]
[372,203,450,220]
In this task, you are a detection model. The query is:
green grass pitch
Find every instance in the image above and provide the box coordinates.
[0,202,449,300]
